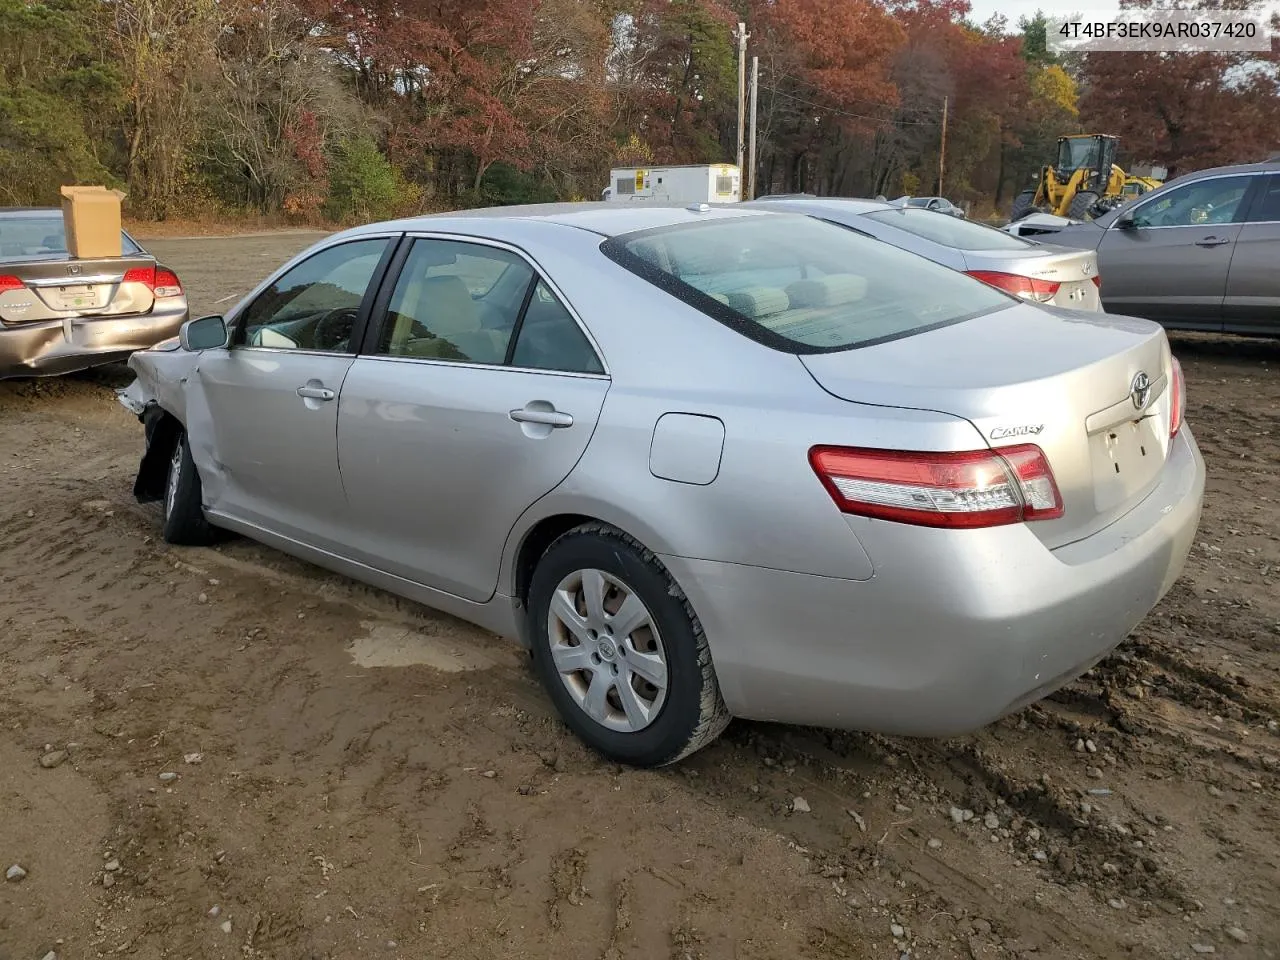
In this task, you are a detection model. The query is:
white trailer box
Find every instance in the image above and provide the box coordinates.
[601,164,741,204]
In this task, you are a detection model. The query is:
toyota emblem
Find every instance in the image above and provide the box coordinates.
[1130,371,1152,410]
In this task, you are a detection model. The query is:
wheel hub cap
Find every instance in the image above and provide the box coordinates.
[546,568,669,734]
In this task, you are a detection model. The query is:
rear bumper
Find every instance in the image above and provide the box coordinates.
[0,304,187,379]
[662,427,1205,736]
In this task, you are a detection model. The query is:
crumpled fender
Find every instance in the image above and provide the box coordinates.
[117,346,224,505]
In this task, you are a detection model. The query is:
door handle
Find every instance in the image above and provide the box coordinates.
[1195,236,1231,247]
[509,407,573,428]
[297,385,335,401]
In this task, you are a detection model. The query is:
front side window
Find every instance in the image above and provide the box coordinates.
[602,214,1011,353]
[377,239,533,365]
[862,208,1032,250]
[1131,176,1254,228]
[237,238,390,351]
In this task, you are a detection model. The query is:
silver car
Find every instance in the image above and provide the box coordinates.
[1,208,189,379]
[1041,160,1280,336]
[749,195,1103,311]
[118,203,1204,767]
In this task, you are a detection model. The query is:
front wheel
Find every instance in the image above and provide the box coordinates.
[527,524,730,766]
[161,430,213,546]
[1067,189,1101,220]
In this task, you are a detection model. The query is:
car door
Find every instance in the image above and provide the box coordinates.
[192,234,398,548]
[1096,173,1257,330]
[335,235,611,602]
[1223,173,1280,336]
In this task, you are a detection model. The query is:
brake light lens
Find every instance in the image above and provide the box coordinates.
[1091,274,1102,289]
[123,266,155,286]
[809,444,1064,529]
[122,265,183,298]
[0,275,25,292]
[1169,357,1185,437]
[965,270,1061,303]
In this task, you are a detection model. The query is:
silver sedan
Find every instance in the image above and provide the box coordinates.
[748,195,1103,311]
[118,203,1204,766]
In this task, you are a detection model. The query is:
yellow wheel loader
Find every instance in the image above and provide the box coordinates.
[1010,134,1162,222]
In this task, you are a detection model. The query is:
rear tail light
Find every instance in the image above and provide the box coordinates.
[1170,356,1185,437]
[0,275,25,292]
[153,267,183,298]
[965,270,1061,303]
[122,265,183,298]
[809,444,1064,529]
[1091,274,1102,289]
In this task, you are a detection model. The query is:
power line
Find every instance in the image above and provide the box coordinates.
[764,86,942,126]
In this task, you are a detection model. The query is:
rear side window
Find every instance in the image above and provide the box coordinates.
[862,208,1033,250]
[601,215,1011,353]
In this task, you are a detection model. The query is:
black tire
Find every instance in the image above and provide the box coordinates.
[1067,189,1100,220]
[1010,190,1039,222]
[527,523,730,767]
[161,430,213,546]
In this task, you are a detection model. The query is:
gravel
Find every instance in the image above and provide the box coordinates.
[791,796,810,813]
[1225,926,1249,944]
[5,864,27,882]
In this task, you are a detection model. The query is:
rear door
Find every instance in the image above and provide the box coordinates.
[335,234,610,602]
[1096,173,1258,329]
[1223,173,1280,336]
[192,235,398,549]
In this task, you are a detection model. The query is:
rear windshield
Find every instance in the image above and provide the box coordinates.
[0,215,141,261]
[863,208,1033,250]
[601,214,1011,353]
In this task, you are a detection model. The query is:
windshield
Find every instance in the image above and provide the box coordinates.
[1057,138,1100,172]
[0,215,141,261]
[601,215,1012,353]
[862,208,1034,250]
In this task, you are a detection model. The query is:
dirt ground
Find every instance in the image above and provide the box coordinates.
[1,233,1277,960]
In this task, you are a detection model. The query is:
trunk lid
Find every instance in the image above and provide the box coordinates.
[0,255,158,325]
[963,244,1102,312]
[800,303,1175,548]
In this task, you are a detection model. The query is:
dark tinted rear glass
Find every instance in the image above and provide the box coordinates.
[0,215,141,261]
[602,214,1011,353]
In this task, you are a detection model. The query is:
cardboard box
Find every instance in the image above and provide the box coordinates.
[60,185,127,259]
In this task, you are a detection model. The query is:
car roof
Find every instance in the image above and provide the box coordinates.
[748,196,894,215]
[0,207,62,218]
[1166,159,1280,183]
[342,201,778,240]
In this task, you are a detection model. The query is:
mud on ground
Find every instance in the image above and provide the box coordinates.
[1,234,1277,960]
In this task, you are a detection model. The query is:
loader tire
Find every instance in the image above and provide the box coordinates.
[1068,190,1101,220]
[1010,191,1039,222]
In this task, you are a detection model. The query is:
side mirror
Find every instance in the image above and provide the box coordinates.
[179,315,229,352]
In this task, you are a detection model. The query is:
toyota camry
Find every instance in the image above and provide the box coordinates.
[117,202,1204,766]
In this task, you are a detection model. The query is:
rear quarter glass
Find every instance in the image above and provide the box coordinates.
[600,214,1014,355]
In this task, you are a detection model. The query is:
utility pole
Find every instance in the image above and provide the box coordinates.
[938,95,949,196]
[736,22,748,197]
[747,56,759,199]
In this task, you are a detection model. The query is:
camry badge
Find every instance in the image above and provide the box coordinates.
[990,424,1044,439]
[1130,371,1152,410]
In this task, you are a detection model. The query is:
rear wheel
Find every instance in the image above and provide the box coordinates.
[1010,190,1038,222]
[161,431,213,546]
[527,524,730,767]
[1067,190,1101,220]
